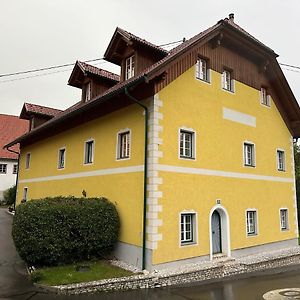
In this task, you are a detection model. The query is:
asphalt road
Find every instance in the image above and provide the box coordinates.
[1,207,300,300]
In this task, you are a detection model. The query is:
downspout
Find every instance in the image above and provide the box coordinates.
[124,85,148,270]
[5,146,20,211]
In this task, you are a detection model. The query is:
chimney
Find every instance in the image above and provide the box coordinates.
[229,13,234,23]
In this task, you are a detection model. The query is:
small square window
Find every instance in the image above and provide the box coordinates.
[222,69,234,92]
[180,129,195,159]
[260,87,270,106]
[196,58,209,82]
[0,164,7,174]
[180,213,196,245]
[277,150,285,171]
[246,210,257,236]
[125,55,135,80]
[244,143,255,167]
[25,153,31,169]
[13,164,18,174]
[280,209,288,230]
[117,131,130,159]
[58,148,66,169]
[84,140,94,164]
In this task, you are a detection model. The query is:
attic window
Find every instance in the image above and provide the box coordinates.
[83,82,91,102]
[125,55,135,80]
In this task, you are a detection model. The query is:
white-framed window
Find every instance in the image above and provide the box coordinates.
[196,58,210,82]
[23,187,28,202]
[13,164,18,174]
[244,143,255,167]
[179,129,195,159]
[246,210,258,236]
[58,148,66,169]
[83,82,91,102]
[280,209,289,230]
[84,140,94,164]
[125,55,135,80]
[260,87,270,107]
[117,130,131,160]
[180,213,197,245]
[25,153,31,169]
[277,150,285,171]
[222,69,234,92]
[0,164,7,174]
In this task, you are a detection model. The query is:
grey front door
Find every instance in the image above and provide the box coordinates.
[212,210,222,254]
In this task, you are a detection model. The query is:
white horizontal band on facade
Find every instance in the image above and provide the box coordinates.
[223,107,256,127]
[19,165,144,183]
[19,164,294,184]
[157,164,294,183]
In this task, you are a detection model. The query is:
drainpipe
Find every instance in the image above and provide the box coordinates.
[5,146,20,211]
[124,85,148,271]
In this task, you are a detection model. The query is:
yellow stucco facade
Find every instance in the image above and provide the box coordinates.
[16,64,298,269]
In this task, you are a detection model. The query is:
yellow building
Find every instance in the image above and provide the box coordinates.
[6,14,300,270]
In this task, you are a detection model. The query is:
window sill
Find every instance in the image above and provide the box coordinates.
[196,77,211,85]
[179,156,195,160]
[277,169,286,172]
[244,164,255,168]
[247,233,257,237]
[222,88,235,94]
[180,241,197,247]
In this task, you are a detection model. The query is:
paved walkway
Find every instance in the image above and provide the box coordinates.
[0,208,43,299]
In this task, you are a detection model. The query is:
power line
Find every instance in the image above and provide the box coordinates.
[281,67,300,74]
[0,61,109,84]
[159,38,185,47]
[279,63,300,70]
[0,58,104,78]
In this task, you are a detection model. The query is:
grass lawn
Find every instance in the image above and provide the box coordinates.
[33,260,133,286]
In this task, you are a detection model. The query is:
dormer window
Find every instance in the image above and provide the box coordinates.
[83,82,91,102]
[125,55,135,80]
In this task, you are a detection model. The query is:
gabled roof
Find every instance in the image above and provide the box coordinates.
[0,114,29,159]
[68,61,120,88]
[20,103,63,120]
[5,16,300,149]
[104,27,168,64]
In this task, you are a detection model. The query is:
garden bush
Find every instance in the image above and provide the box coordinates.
[12,197,120,266]
[3,185,16,206]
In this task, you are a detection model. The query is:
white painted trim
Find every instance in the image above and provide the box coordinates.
[116,128,131,161]
[179,210,198,247]
[195,58,211,85]
[83,138,95,165]
[178,127,196,161]
[260,88,271,108]
[209,204,231,260]
[157,164,293,183]
[279,207,289,231]
[57,147,66,170]
[245,209,259,237]
[276,148,286,172]
[243,141,256,168]
[19,165,144,183]
[221,69,235,94]
[223,108,256,127]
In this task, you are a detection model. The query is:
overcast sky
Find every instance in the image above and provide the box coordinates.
[1,0,300,116]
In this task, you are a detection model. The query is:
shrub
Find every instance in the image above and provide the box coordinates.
[12,197,119,266]
[3,185,16,206]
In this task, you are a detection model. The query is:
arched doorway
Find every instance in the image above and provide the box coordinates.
[211,210,222,254]
[209,205,231,260]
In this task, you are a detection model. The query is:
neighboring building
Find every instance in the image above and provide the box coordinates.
[6,15,300,270]
[0,114,28,201]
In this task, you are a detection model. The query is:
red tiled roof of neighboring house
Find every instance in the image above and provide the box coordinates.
[21,103,63,119]
[77,61,120,82]
[6,16,298,147]
[0,114,29,159]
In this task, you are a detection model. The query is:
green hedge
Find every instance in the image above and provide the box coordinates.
[12,197,120,266]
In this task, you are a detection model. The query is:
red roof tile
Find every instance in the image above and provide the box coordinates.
[77,61,120,82]
[22,103,63,119]
[0,114,29,159]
